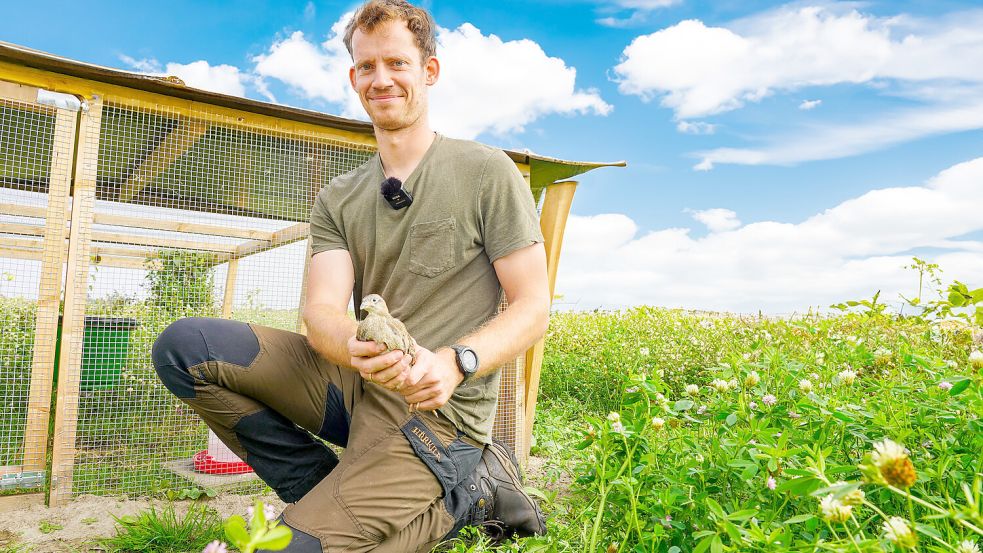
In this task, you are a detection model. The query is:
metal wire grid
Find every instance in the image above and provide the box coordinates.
[2,86,530,503]
[48,99,377,502]
[0,93,76,493]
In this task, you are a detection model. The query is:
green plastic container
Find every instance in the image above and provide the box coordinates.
[54,316,140,391]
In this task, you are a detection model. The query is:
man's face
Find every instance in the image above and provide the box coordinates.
[349,20,438,132]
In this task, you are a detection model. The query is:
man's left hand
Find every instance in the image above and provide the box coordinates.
[399,345,463,411]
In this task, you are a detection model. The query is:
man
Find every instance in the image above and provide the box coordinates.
[151,0,549,551]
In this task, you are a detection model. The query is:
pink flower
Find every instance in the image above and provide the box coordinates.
[766,476,777,490]
[762,394,777,406]
[938,381,953,391]
[202,541,228,553]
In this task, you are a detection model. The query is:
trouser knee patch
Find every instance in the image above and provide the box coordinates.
[151,317,260,398]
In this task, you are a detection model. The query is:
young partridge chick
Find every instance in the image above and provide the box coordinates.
[356,294,417,365]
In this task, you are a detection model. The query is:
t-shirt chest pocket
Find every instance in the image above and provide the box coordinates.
[407,217,457,278]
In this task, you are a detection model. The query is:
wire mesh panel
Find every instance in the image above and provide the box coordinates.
[49,98,375,503]
[0,82,77,493]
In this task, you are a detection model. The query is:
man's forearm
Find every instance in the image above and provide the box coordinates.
[303,304,359,368]
[451,295,550,378]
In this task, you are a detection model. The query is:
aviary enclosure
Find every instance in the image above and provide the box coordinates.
[0,41,622,508]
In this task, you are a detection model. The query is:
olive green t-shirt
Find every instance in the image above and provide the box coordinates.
[309,134,544,443]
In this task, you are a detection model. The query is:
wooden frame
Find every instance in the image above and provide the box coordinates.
[21,105,77,477]
[48,96,103,507]
[0,46,616,505]
[522,180,578,461]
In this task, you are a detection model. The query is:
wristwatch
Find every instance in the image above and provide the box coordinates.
[449,345,479,382]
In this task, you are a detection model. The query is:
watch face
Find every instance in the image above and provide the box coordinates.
[461,350,478,372]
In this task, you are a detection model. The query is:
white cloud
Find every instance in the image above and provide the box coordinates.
[304,1,315,20]
[676,120,715,134]
[799,99,822,110]
[694,94,983,169]
[613,5,983,118]
[252,15,611,139]
[120,56,248,97]
[686,208,740,233]
[555,157,983,313]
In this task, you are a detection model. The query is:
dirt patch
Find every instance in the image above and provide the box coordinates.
[0,493,284,552]
[526,454,573,495]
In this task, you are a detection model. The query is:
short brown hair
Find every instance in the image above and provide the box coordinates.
[343,0,437,62]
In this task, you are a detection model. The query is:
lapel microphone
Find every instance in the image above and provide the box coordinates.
[381,177,413,210]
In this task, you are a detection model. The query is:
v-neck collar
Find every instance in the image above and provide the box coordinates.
[374,133,443,193]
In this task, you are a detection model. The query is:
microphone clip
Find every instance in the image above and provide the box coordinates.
[381,177,413,210]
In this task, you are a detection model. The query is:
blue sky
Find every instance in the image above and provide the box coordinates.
[4,0,983,313]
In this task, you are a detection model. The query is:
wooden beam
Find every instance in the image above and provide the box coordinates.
[231,221,309,261]
[117,120,209,203]
[23,107,77,476]
[50,96,103,507]
[0,60,379,149]
[93,212,274,241]
[0,202,46,218]
[90,230,238,253]
[0,79,39,104]
[221,259,239,319]
[522,180,577,461]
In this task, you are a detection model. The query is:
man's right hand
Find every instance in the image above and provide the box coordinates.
[347,336,413,391]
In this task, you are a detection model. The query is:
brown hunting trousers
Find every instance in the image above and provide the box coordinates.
[152,317,484,552]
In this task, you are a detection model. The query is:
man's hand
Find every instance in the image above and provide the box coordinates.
[347,335,413,391]
[399,346,464,411]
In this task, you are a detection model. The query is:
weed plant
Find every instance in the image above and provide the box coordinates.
[452,303,982,552]
[98,502,224,553]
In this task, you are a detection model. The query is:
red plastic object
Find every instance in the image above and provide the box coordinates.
[193,449,254,475]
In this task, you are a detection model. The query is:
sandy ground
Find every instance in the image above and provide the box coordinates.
[0,493,285,552]
[0,455,564,552]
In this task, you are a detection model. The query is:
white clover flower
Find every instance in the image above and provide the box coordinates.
[607,412,621,422]
[939,381,954,391]
[611,421,625,434]
[970,350,983,370]
[819,494,852,523]
[686,384,699,396]
[956,539,981,553]
[872,438,916,488]
[639,347,650,357]
[710,379,730,393]
[655,393,665,402]
[696,405,708,415]
[798,379,813,393]
[809,372,819,380]
[202,541,229,553]
[744,371,760,387]
[788,411,801,419]
[748,401,758,410]
[837,369,857,385]
[762,394,777,406]
[651,417,665,430]
[766,476,776,490]
[882,517,916,549]
[728,378,739,389]
[832,481,865,506]
[625,386,639,394]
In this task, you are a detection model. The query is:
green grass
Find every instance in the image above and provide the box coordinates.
[98,502,225,553]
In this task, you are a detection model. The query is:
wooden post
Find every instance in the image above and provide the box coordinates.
[49,96,103,506]
[296,239,312,335]
[221,259,239,319]
[22,106,78,475]
[522,180,577,461]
